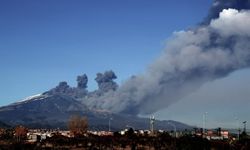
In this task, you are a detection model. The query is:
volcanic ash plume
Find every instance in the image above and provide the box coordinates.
[95,71,118,93]
[77,74,88,89]
[85,7,250,115]
[205,0,250,23]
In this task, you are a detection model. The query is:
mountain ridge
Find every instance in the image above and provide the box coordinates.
[0,93,192,130]
[0,71,193,130]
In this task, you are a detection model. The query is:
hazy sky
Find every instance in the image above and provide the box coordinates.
[1,0,249,128]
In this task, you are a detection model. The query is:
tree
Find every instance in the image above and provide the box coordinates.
[14,125,28,142]
[68,115,88,137]
[217,127,221,136]
[126,128,135,138]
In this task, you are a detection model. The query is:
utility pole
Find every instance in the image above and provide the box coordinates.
[109,118,113,132]
[168,122,176,138]
[243,121,247,133]
[203,112,208,138]
[150,115,155,133]
[235,117,240,140]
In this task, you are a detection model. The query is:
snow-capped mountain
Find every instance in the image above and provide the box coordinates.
[0,92,192,130]
[0,73,192,130]
[0,94,89,128]
[16,93,44,103]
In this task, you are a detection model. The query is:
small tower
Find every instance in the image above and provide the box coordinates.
[150,115,155,133]
[243,121,247,133]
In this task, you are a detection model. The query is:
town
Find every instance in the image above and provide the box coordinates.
[0,115,249,150]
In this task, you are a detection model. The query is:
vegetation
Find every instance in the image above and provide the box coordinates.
[14,125,28,142]
[0,125,249,149]
[68,115,88,137]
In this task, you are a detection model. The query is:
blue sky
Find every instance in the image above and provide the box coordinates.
[0,0,212,104]
[2,0,249,128]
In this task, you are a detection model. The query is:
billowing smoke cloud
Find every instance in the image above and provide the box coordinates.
[95,70,118,93]
[77,74,88,89]
[204,0,250,23]
[43,0,250,115]
[54,81,71,93]
[45,75,88,98]
[85,1,250,115]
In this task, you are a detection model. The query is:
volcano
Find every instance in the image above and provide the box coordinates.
[0,92,191,130]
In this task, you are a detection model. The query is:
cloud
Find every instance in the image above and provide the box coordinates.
[44,1,250,116]
[95,70,118,93]
[77,74,88,89]
[204,0,250,23]
[84,9,250,115]
[210,9,250,37]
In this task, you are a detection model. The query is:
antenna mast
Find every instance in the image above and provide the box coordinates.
[150,115,155,133]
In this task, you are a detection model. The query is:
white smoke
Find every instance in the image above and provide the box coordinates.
[85,9,250,115]
[211,9,250,37]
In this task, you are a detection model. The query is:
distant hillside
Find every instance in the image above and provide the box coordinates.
[0,93,192,130]
[0,120,11,128]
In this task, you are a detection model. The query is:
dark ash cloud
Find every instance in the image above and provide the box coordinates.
[95,70,118,93]
[54,81,71,93]
[77,74,88,89]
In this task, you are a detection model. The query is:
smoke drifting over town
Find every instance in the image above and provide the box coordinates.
[46,0,250,115]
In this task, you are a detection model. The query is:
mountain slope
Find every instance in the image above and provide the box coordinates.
[0,94,90,128]
[0,93,192,130]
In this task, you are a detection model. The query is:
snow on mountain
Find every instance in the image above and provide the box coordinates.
[15,93,49,104]
[19,94,42,101]
[0,93,193,130]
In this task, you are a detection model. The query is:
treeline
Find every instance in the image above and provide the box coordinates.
[0,115,250,150]
[0,128,250,150]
